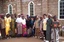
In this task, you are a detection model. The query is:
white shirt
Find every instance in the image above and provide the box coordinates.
[43,18,48,30]
[21,19,26,25]
[43,18,48,23]
[16,17,22,23]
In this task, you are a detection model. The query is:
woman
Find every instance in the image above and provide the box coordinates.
[21,15,27,37]
[16,14,22,37]
[52,15,61,42]
[26,17,31,29]
[1,15,6,39]
[26,17,31,37]
[33,16,40,38]
[39,17,43,39]
[10,14,16,37]
[30,17,34,28]
[30,17,35,36]
[5,14,11,38]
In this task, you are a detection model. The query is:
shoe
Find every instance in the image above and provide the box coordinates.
[44,40,49,42]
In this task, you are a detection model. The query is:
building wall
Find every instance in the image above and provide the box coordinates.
[2,0,22,14]
[0,0,3,14]
[2,0,46,16]
[3,0,15,14]
[22,0,42,16]
[0,0,64,25]
[42,0,48,15]
[48,0,58,15]
[48,0,64,26]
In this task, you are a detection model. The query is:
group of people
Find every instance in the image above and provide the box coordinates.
[0,13,61,42]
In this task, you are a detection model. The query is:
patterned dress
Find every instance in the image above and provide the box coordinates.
[21,19,27,36]
[11,18,15,36]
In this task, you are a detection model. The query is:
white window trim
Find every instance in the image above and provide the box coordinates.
[28,1,35,16]
[7,4,13,14]
[58,0,64,20]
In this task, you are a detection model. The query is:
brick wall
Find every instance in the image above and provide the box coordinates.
[0,0,3,14]
[48,0,58,15]
[2,0,19,14]
[22,0,42,16]
[48,0,64,26]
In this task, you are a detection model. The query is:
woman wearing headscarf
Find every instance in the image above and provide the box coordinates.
[21,15,27,37]
[16,14,22,37]
[5,14,11,38]
[10,14,16,37]
[52,15,61,42]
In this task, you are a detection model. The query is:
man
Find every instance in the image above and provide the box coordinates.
[46,14,52,42]
[43,14,48,40]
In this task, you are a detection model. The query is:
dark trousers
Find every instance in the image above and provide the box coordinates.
[43,31,46,39]
[1,29,5,38]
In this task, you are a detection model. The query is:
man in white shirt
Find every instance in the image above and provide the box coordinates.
[42,14,48,41]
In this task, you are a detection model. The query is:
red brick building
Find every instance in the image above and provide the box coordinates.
[0,0,64,25]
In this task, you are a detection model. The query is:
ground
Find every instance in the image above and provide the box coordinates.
[0,37,64,42]
[0,37,42,42]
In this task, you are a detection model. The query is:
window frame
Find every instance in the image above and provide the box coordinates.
[8,4,13,14]
[28,1,35,16]
[58,0,64,20]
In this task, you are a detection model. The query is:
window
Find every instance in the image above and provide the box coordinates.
[28,1,35,16]
[8,4,13,14]
[58,0,64,20]
[30,2,33,16]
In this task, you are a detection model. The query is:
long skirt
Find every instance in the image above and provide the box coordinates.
[35,28,40,37]
[53,28,59,42]
[22,24,27,36]
[5,25,10,36]
[17,23,22,34]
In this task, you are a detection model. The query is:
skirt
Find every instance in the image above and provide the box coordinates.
[35,28,40,36]
[22,24,27,36]
[17,23,22,34]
